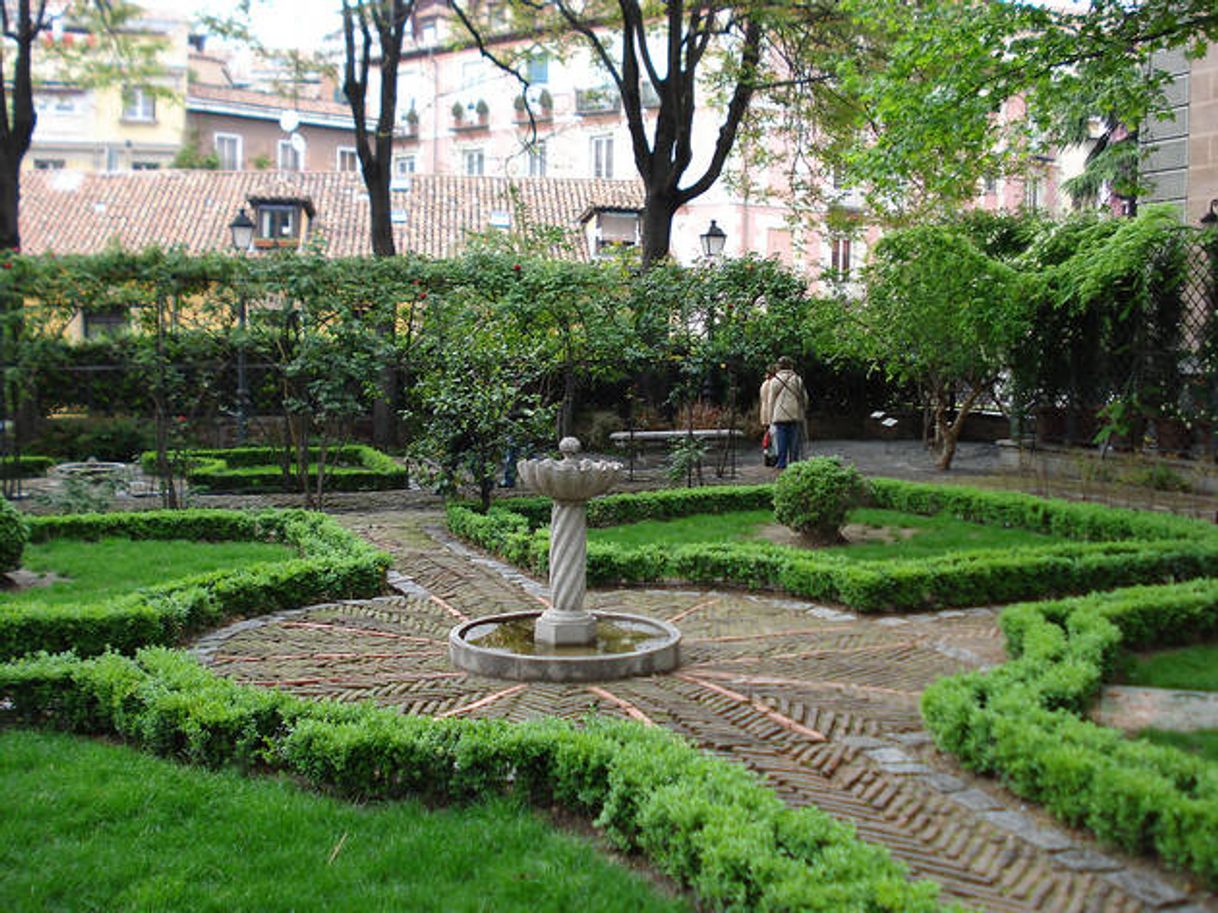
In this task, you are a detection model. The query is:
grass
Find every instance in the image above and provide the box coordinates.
[0,729,690,913]
[1122,643,1218,692]
[3,538,297,608]
[588,506,1066,560]
[1137,728,1218,765]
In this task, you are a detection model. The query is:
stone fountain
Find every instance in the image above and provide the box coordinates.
[448,437,680,682]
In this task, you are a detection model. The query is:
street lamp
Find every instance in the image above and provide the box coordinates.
[700,219,727,258]
[228,208,254,443]
[1201,200,1218,227]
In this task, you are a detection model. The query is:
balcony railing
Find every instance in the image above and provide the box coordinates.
[575,88,621,115]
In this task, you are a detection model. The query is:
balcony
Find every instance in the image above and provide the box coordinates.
[575,88,621,115]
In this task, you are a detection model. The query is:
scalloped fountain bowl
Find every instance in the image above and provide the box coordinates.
[449,436,681,682]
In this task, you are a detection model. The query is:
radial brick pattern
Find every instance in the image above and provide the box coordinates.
[195,510,1216,913]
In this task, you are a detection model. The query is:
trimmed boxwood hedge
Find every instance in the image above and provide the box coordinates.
[922,580,1218,887]
[448,480,1218,612]
[0,454,56,479]
[0,509,390,660]
[0,648,958,913]
[139,445,407,493]
[0,496,30,573]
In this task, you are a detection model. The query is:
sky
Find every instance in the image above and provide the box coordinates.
[177,0,341,53]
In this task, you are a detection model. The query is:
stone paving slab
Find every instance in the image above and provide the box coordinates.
[191,508,1218,913]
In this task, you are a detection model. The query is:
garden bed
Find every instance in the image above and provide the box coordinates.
[0,649,953,913]
[139,445,406,493]
[0,508,390,660]
[448,480,1218,612]
[923,580,1218,886]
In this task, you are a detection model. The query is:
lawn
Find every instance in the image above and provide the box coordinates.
[1122,643,1218,692]
[588,506,1067,560]
[0,728,690,913]
[3,537,297,608]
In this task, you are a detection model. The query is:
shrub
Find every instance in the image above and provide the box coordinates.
[773,457,867,543]
[923,579,1218,887]
[449,481,1218,612]
[0,497,29,573]
[0,455,56,479]
[0,648,955,913]
[140,445,406,493]
[0,509,389,660]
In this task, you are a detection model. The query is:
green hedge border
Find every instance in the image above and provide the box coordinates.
[139,445,407,493]
[922,580,1218,887]
[0,648,958,913]
[1,509,390,660]
[448,481,1218,612]
[0,455,56,479]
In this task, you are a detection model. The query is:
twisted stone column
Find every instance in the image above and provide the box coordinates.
[535,499,597,646]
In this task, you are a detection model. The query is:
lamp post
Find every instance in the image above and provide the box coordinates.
[229,208,254,444]
[700,219,727,258]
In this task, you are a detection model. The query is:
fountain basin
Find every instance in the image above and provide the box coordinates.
[450,611,680,682]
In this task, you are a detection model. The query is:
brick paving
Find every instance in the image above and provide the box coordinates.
[191,507,1218,913]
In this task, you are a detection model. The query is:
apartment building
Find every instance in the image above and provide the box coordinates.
[27,11,190,174]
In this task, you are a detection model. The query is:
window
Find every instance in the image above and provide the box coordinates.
[417,19,437,46]
[394,154,416,177]
[591,135,613,179]
[593,210,639,255]
[53,95,77,114]
[277,138,304,171]
[337,147,359,172]
[33,159,65,170]
[131,161,160,171]
[215,133,241,170]
[257,204,299,241]
[83,308,129,339]
[528,141,547,177]
[462,60,485,89]
[463,148,485,176]
[527,54,549,85]
[830,237,852,276]
[983,172,998,194]
[1024,176,1043,211]
[122,86,156,122]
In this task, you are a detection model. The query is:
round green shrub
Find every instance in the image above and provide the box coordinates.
[773,457,867,544]
[0,496,29,573]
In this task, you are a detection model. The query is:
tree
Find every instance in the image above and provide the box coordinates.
[0,1,165,250]
[837,224,1029,470]
[339,0,414,258]
[823,0,1218,217]
[338,1,419,447]
[454,1,852,268]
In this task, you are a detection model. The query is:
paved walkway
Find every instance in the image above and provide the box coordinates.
[194,507,1218,913]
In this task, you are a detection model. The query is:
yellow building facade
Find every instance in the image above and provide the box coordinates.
[26,10,189,174]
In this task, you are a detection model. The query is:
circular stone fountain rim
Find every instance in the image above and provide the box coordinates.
[450,611,681,682]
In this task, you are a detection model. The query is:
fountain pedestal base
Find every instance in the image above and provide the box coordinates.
[534,609,598,646]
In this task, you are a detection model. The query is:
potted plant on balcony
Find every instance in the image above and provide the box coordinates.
[475,99,489,125]
[451,101,465,125]
[405,107,419,134]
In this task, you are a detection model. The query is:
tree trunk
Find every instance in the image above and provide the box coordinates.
[640,192,677,269]
[0,154,21,252]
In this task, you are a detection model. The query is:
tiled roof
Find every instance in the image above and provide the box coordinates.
[19,169,645,259]
[188,83,355,121]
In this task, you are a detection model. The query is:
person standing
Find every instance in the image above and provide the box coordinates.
[759,364,777,466]
[765,356,807,469]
